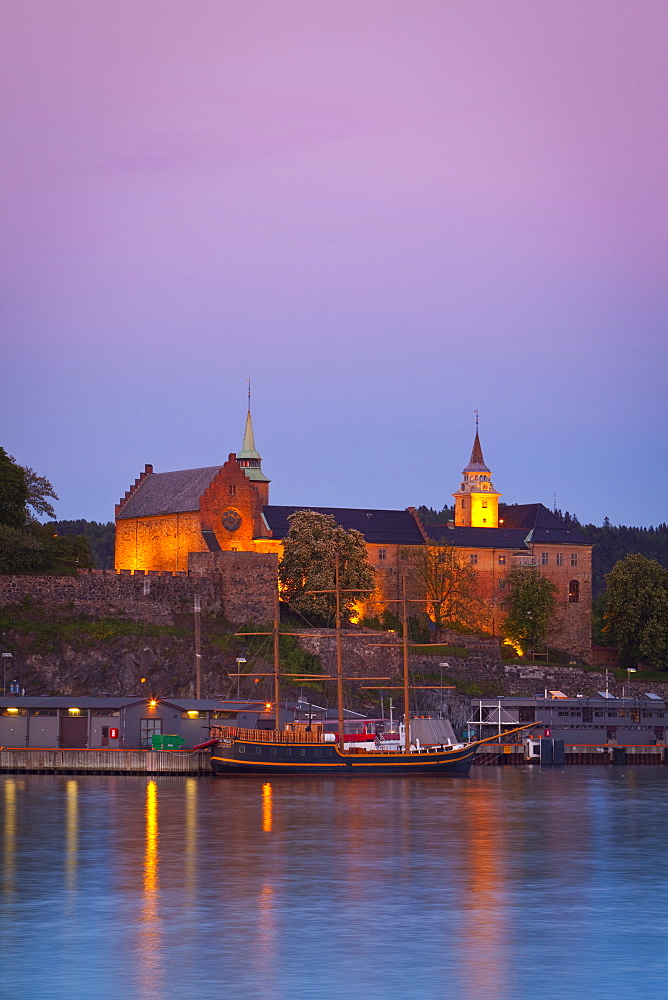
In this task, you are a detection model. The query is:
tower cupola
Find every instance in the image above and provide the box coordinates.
[452,420,501,527]
[236,384,270,502]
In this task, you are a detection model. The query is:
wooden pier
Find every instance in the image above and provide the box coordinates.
[474,743,667,765]
[0,748,212,775]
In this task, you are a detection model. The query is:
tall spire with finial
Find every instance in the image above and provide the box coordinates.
[452,412,501,527]
[236,380,270,496]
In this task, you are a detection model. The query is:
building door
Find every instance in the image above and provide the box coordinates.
[141,718,162,748]
[60,715,89,747]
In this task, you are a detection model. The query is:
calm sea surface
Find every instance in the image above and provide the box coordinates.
[1,768,667,1000]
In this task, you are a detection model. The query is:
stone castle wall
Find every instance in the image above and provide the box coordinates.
[0,552,278,626]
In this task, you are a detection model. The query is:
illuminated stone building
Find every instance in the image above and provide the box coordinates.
[115,410,592,660]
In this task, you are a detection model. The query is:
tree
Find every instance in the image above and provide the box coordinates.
[399,542,483,630]
[279,510,376,624]
[501,567,558,653]
[604,554,668,669]
[0,448,29,527]
[21,465,58,519]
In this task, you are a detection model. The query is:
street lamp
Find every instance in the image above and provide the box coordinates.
[236,657,247,699]
[439,662,450,719]
[1,652,13,697]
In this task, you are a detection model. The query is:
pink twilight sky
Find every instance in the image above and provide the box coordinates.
[1,1,666,526]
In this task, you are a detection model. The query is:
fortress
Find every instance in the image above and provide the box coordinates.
[115,406,592,660]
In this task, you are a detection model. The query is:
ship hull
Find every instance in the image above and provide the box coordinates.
[210,737,477,776]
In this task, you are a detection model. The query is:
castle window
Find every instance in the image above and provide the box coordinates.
[568,580,580,603]
[461,499,465,508]
[541,552,549,566]
[378,548,387,561]
[482,500,488,508]
[498,555,506,565]
[470,554,478,565]
[229,485,236,497]
[556,553,563,566]
[571,553,578,567]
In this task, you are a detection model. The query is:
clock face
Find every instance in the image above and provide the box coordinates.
[221,508,242,532]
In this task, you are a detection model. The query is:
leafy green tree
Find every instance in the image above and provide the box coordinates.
[399,542,483,630]
[501,567,558,653]
[22,465,58,519]
[604,554,668,669]
[0,524,44,573]
[0,448,29,527]
[279,510,376,624]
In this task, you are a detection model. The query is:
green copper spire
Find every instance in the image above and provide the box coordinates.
[236,382,270,483]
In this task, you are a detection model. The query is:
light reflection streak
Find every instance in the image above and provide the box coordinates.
[139,779,164,998]
[455,784,509,999]
[262,782,273,832]
[184,777,197,890]
[3,779,16,896]
[65,780,78,893]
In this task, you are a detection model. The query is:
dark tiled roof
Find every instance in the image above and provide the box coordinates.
[499,503,590,545]
[261,506,426,545]
[426,525,530,549]
[117,467,222,519]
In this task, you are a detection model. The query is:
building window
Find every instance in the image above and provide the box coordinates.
[498,578,506,589]
[229,485,236,497]
[556,553,563,566]
[378,549,387,561]
[140,718,162,748]
[568,580,580,603]
[571,553,578,567]
[461,499,465,508]
[470,554,478,565]
[498,555,506,565]
[541,552,549,566]
[482,499,488,508]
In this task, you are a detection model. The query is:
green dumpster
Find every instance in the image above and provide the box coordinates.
[151,734,186,751]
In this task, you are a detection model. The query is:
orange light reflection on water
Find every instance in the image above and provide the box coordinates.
[65,780,78,893]
[139,779,164,998]
[262,782,273,832]
[455,783,509,999]
[3,779,16,897]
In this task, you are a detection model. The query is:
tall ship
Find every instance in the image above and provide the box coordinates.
[208,564,532,776]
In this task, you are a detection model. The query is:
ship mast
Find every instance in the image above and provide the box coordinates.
[273,586,281,731]
[335,554,345,754]
[401,573,411,752]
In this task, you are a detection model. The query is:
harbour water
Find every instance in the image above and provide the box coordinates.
[1,768,666,1000]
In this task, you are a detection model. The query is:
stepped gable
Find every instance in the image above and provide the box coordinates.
[499,503,590,545]
[116,466,222,519]
[261,506,426,545]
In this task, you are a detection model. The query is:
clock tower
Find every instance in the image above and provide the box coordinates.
[452,421,501,527]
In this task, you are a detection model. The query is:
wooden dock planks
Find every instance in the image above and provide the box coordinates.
[0,748,212,775]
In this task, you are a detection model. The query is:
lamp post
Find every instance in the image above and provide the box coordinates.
[439,662,449,719]
[1,652,12,697]
[236,657,247,699]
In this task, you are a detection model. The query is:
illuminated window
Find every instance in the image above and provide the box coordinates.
[568,580,580,603]
[541,552,549,566]
[571,553,578,567]
[470,554,478,565]
[482,500,488,508]
[498,555,506,565]
[556,553,563,566]
[378,549,387,560]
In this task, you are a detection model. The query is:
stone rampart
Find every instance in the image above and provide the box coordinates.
[0,553,277,626]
